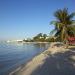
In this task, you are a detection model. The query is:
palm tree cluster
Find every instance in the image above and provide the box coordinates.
[50,8,75,44]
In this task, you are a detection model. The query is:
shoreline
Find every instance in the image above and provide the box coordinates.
[9,44,75,75]
[7,41,50,44]
[9,50,49,75]
[9,48,49,75]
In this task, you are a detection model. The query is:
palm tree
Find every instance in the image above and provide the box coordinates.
[50,8,75,47]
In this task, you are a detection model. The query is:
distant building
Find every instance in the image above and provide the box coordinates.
[7,40,23,43]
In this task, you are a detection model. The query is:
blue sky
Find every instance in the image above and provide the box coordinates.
[0,0,75,40]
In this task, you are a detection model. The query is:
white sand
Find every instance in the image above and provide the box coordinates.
[48,46,69,54]
[16,53,48,75]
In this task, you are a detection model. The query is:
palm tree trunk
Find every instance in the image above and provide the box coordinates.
[65,30,69,48]
[63,26,69,48]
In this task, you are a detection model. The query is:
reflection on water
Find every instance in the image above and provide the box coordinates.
[0,42,50,75]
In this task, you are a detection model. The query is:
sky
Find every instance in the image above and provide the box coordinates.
[0,0,75,40]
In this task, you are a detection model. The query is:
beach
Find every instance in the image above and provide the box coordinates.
[10,43,75,75]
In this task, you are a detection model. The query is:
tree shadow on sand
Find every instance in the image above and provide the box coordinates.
[30,48,75,75]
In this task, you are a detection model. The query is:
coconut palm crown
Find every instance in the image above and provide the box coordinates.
[50,8,75,43]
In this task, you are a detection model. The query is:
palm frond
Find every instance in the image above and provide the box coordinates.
[68,13,75,19]
[55,30,61,37]
[50,29,56,35]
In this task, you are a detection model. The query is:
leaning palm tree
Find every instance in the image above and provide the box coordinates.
[50,8,75,47]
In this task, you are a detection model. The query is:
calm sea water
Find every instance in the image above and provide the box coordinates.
[0,42,50,75]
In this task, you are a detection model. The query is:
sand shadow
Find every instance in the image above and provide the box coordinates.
[30,48,75,75]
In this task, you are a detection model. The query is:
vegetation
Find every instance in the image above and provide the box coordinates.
[50,8,75,46]
[33,33,47,42]
[23,8,75,44]
[23,33,55,42]
[23,38,33,42]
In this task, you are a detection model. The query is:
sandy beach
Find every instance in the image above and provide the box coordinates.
[10,44,75,75]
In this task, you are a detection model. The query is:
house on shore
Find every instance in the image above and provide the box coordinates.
[68,37,75,45]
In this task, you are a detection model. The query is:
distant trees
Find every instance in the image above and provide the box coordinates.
[33,33,48,42]
[43,34,47,39]
[23,33,54,42]
[33,33,42,41]
[23,38,33,42]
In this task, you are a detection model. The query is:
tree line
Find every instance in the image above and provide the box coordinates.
[23,33,55,42]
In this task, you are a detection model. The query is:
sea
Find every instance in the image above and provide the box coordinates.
[0,42,50,75]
